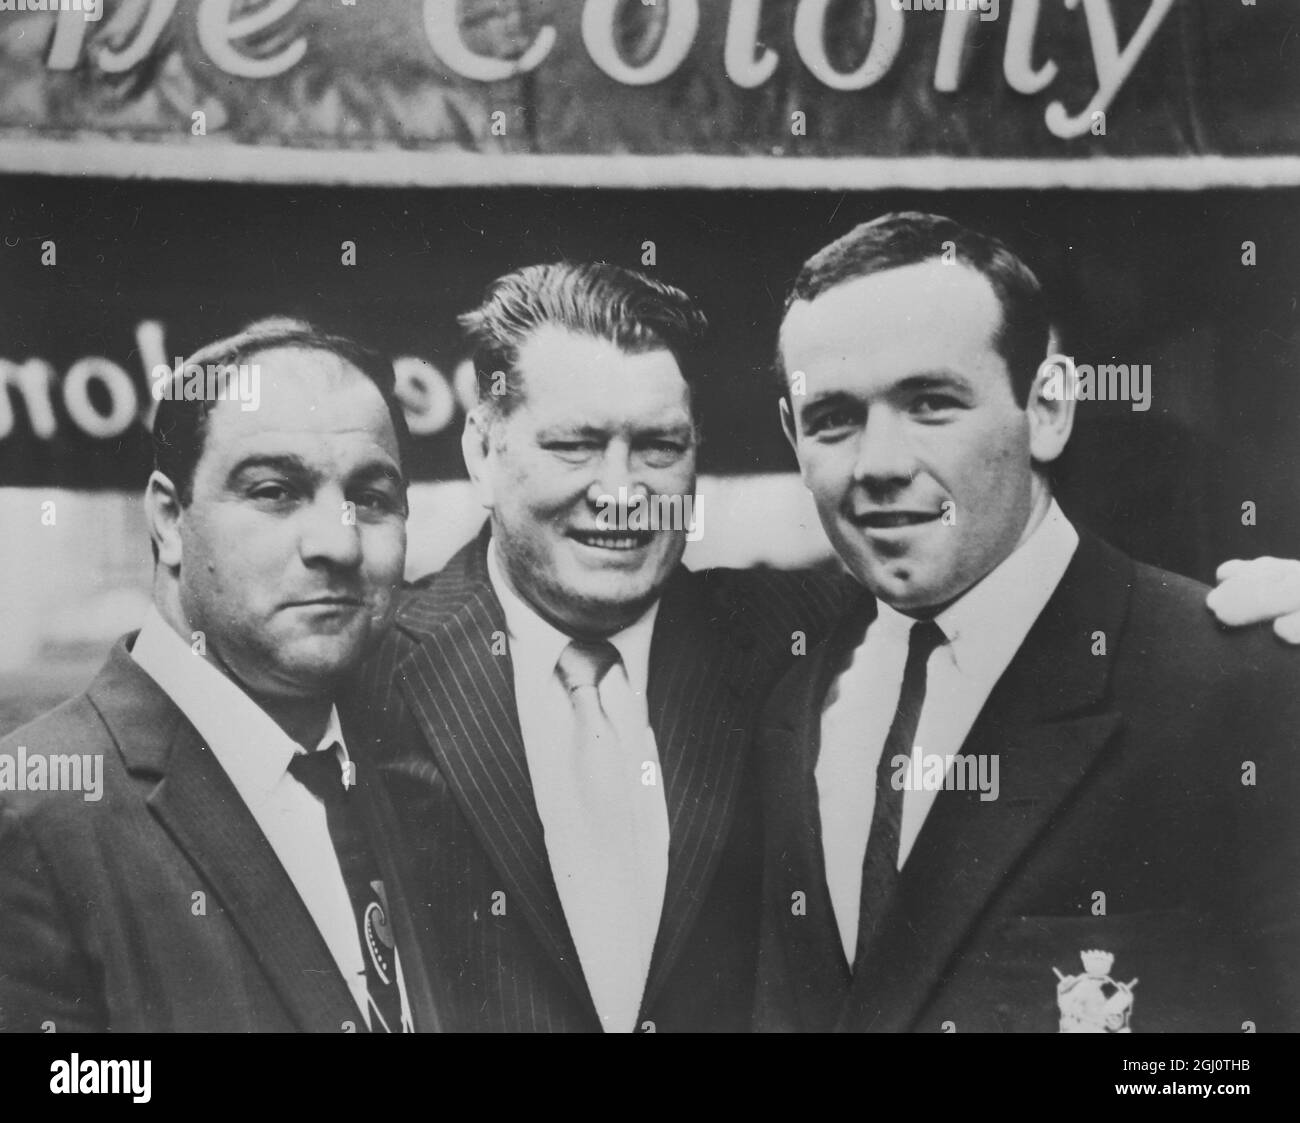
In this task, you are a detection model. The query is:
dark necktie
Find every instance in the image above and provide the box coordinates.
[288,746,405,1033]
[854,618,947,967]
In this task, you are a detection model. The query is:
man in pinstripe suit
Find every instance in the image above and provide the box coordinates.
[347,263,846,1031]
[344,256,1294,1034]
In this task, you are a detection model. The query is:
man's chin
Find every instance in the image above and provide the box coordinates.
[855,559,951,615]
[545,577,663,635]
[268,635,371,687]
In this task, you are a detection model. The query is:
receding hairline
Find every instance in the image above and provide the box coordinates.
[196,345,404,460]
[207,340,372,374]
[778,258,1010,373]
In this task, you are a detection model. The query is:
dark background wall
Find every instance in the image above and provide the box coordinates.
[2,177,1298,582]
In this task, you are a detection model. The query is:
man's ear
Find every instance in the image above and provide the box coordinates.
[461,405,497,511]
[1026,352,1076,467]
[145,471,184,568]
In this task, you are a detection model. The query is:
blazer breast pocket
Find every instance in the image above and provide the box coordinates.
[978,909,1247,1033]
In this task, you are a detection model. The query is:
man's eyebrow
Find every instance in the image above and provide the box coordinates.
[538,418,695,441]
[798,389,859,419]
[226,454,314,483]
[538,424,608,440]
[634,421,695,438]
[226,455,406,490]
[892,371,976,393]
[348,460,408,489]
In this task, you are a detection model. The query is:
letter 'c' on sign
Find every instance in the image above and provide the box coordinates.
[583,0,700,86]
[793,0,903,91]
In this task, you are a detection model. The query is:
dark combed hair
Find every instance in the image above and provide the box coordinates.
[778,211,1049,404]
[458,262,709,416]
[152,316,411,507]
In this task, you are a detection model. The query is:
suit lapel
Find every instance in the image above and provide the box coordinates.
[763,593,878,1028]
[89,644,364,1032]
[638,567,775,1010]
[345,714,442,1033]
[841,533,1134,1031]
[390,537,595,1018]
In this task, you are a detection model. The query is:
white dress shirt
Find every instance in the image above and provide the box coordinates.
[131,607,410,1030]
[817,500,1080,965]
[487,540,670,1032]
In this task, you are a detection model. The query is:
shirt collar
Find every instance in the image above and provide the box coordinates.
[130,605,348,804]
[486,537,660,696]
[867,596,919,649]
[931,498,1079,671]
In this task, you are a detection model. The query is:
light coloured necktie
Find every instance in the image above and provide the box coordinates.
[555,639,647,1032]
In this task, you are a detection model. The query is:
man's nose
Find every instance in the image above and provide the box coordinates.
[852,408,916,488]
[584,441,644,506]
[298,491,363,568]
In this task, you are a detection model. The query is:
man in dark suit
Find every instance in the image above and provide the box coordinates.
[0,319,439,1032]
[755,213,1300,1033]
[348,263,844,1031]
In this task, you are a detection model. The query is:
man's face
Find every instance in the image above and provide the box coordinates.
[780,260,1040,612]
[177,347,407,699]
[472,325,697,637]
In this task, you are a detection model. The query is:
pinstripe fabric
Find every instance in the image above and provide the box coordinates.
[348,527,848,1031]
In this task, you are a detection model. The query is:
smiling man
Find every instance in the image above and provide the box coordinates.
[755,213,1300,1033]
[0,318,439,1032]
[348,263,845,1032]
[467,318,698,637]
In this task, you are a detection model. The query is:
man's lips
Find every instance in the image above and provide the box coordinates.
[283,596,364,608]
[850,510,942,529]
[568,528,654,551]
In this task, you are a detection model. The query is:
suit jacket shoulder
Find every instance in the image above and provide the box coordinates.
[675,564,851,662]
[0,637,425,1033]
[757,530,1300,1033]
[1124,556,1294,691]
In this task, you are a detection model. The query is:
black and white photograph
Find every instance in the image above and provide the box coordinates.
[0,0,1297,1093]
